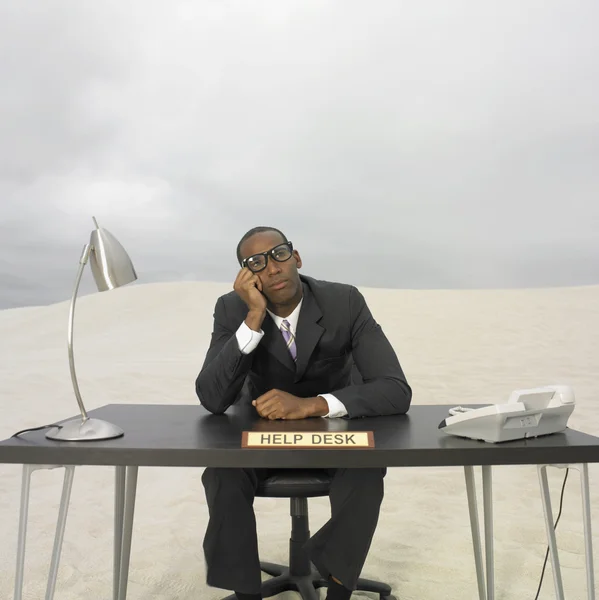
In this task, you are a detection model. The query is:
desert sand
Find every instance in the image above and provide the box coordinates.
[0,280,598,599]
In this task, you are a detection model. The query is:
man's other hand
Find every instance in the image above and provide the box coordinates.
[253,390,328,420]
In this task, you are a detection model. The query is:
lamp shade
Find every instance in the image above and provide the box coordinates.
[89,218,137,291]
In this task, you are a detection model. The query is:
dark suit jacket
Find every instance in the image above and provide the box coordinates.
[195,274,412,419]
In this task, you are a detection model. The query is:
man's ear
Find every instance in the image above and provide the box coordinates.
[293,250,302,269]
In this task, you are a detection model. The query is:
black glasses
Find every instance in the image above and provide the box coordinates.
[241,241,293,273]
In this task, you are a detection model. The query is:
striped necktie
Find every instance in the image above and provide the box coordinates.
[280,319,297,362]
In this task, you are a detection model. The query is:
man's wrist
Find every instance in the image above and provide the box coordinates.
[304,396,329,418]
[245,309,266,332]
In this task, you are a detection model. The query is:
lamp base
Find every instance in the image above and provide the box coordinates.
[46,418,124,441]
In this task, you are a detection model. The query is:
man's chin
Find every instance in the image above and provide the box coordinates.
[267,286,296,304]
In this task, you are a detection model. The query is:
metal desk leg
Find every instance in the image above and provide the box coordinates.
[464,466,494,600]
[15,465,34,600]
[482,466,494,600]
[538,465,565,599]
[14,464,75,600]
[580,464,595,600]
[116,466,138,600]
[45,466,75,600]
[538,463,595,600]
[114,467,126,600]
[464,466,486,600]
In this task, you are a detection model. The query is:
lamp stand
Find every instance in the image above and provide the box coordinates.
[46,243,124,441]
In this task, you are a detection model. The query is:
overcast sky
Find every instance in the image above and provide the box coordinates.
[1,0,598,308]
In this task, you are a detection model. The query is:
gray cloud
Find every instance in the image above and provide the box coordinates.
[1,0,598,308]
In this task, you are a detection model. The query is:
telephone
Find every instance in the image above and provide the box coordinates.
[438,385,575,443]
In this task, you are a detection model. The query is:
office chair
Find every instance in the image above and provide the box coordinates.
[221,469,396,600]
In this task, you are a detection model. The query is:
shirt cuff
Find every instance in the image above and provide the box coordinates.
[236,321,264,354]
[318,393,348,418]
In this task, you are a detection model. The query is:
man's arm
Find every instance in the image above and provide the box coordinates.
[252,286,411,421]
[195,297,257,415]
[330,286,412,418]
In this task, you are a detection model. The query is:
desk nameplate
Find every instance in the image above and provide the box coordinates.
[242,431,374,448]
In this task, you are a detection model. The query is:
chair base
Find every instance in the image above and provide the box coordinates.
[221,561,397,600]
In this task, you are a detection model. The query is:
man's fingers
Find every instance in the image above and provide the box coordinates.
[234,267,250,285]
[257,397,279,414]
[245,274,263,294]
[265,409,280,420]
[253,390,301,420]
[253,395,278,416]
[255,393,284,419]
[253,275,263,292]
[254,389,279,407]
[258,403,279,419]
[235,267,259,290]
[255,394,280,415]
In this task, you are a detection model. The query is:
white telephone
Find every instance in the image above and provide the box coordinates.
[438,385,575,443]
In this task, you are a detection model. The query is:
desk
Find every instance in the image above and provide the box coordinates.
[1,403,598,600]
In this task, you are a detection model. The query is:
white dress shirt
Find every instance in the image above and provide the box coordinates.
[235,298,348,418]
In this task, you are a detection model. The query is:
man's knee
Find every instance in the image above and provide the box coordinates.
[203,467,238,485]
[357,468,384,497]
[332,467,385,500]
[202,468,257,499]
[343,467,385,484]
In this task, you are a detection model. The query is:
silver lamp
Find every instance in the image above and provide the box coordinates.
[46,217,137,441]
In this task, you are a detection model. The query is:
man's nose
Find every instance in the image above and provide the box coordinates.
[266,257,281,275]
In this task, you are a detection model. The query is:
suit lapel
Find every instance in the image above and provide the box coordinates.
[293,280,324,382]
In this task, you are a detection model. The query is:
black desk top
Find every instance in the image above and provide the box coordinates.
[1,403,599,468]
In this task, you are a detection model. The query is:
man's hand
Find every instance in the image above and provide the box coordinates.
[253,390,329,420]
[233,267,267,330]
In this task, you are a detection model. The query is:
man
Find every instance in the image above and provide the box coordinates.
[196,226,412,600]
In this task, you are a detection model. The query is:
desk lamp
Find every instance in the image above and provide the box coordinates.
[46,217,137,441]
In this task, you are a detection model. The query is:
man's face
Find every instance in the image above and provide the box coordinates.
[239,232,303,304]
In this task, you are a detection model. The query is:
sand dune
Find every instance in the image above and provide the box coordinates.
[1,280,598,599]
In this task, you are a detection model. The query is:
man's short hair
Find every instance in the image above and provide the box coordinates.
[236,226,288,265]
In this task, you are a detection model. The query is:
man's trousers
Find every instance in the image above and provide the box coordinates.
[201,467,386,595]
